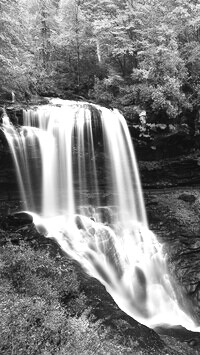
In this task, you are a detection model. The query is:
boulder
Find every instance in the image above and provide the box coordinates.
[6,212,33,226]
[178,193,197,203]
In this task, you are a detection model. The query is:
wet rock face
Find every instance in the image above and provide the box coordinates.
[0,105,24,125]
[0,129,19,200]
[131,123,199,160]
[6,107,24,125]
[78,277,167,353]
[145,189,200,323]
[0,108,24,198]
[139,154,200,188]
[131,125,200,189]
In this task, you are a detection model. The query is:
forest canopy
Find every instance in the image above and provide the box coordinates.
[1,0,200,122]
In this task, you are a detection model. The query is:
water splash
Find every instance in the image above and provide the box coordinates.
[1,99,199,331]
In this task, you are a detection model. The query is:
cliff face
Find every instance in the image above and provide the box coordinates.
[139,154,200,188]
[132,125,200,188]
[145,189,200,325]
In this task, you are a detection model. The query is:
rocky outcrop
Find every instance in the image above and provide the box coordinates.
[145,189,200,325]
[139,154,200,188]
[127,122,200,188]
[0,130,19,200]
[128,122,200,188]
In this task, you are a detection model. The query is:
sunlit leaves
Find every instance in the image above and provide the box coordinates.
[1,0,200,120]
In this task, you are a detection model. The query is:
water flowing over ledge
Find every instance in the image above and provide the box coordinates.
[1,98,199,331]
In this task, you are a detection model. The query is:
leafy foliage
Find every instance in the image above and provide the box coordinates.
[0,0,35,97]
[1,0,200,123]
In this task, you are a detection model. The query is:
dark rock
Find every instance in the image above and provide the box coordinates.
[155,324,200,343]
[75,215,86,230]
[6,108,23,125]
[140,154,200,188]
[178,193,197,203]
[9,232,22,244]
[0,91,13,103]
[78,272,165,352]
[155,325,200,352]
[133,131,196,161]
[6,212,33,227]
[0,107,4,121]
[96,206,114,224]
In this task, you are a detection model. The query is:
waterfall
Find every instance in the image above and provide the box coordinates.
[1,98,199,331]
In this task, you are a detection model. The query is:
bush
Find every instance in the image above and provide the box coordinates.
[0,242,150,355]
[0,243,80,302]
[0,242,87,354]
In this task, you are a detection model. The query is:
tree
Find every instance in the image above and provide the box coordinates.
[0,0,34,97]
[1,0,200,123]
[89,0,193,121]
[18,0,59,95]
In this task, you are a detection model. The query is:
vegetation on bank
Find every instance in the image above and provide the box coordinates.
[0,242,138,355]
[1,0,200,125]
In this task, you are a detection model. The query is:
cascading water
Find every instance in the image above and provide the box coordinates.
[1,98,199,331]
